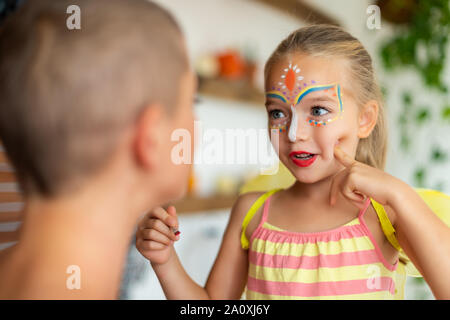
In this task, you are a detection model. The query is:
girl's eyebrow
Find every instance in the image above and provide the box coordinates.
[264,98,287,108]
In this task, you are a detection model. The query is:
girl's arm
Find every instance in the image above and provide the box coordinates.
[389,183,450,299]
[140,194,258,299]
[330,146,450,299]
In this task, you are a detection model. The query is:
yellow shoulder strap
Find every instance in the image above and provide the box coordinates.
[370,198,402,251]
[240,189,282,250]
[370,198,422,277]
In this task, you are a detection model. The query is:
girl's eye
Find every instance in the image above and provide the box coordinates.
[311,106,329,117]
[269,109,286,120]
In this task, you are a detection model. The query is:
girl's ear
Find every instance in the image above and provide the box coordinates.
[358,100,379,139]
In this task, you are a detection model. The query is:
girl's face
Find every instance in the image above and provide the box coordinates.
[265,54,362,183]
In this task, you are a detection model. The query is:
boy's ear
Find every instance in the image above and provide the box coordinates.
[134,104,164,169]
[358,100,379,139]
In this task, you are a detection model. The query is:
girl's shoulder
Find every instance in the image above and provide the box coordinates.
[233,189,285,246]
[226,192,265,249]
[231,191,266,224]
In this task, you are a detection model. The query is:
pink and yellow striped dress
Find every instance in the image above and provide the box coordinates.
[241,189,406,299]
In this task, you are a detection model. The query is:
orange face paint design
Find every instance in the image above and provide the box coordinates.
[274,63,304,104]
[285,68,296,91]
[266,62,345,143]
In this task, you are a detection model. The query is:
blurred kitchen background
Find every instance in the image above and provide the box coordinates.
[1,0,449,300]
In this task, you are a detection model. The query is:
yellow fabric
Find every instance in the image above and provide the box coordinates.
[394,261,407,299]
[370,199,402,251]
[239,162,295,194]
[370,198,419,277]
[370,198,420,278]
[247,264,405,300]
[246,289,398,300]
[240,189,282,250]
[250,262,389,283]
[239,167,450,279]
[245,197,403,300]
[415,189,450,226]
[251,226,375,256]
[370,198,422,278]
[370,190,450,278]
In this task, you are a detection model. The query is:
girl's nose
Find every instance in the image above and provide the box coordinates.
[288,105,310,142]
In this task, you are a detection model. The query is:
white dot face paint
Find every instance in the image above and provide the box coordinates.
[288,104,298,142]
[266,61,345,144]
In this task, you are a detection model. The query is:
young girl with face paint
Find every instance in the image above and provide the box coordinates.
[136,25,450,300]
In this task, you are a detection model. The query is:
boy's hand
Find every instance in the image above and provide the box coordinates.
[330,146,405,210]
[136,205,180,265]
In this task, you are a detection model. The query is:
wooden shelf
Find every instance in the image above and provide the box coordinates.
[169,193,238,214]
[198,77,265,106]
[253,0,340,26]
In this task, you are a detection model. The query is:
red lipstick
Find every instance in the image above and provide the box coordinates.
[289,151,317,167]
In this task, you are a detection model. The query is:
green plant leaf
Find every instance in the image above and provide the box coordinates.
[379,0,450,190]
[415,108,430,124]
[431,147,447,162]
[380,0,450,93]
[442,105,450,120]
[402,92,413,105]
[400,134,410,151]
[414,167,426,188]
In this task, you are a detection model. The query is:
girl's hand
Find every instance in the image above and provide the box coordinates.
[135,205,180,265]
[329,146,404,210]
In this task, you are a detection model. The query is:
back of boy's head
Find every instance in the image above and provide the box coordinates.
[0,0,188,198]
[265,24,387,170]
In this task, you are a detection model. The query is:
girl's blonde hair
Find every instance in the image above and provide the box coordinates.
[265,25,387,169]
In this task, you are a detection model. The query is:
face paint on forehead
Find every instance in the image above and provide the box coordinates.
[266,61,345,143]
[267,62,306,105]
[288,83,344,142]
[296,83,344,124]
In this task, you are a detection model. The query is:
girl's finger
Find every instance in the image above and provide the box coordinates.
[166,205,179,229]
[137,211,151,229]
[140,239,167,251]
[342,189,366,206]
[340,179,367,209]
[330,169,367,209]
[141,229,172,245]
[148,207,177,228]
[334,146,355,168]
[143,218,178,241]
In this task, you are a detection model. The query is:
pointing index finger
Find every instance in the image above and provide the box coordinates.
[334,146,355,168]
